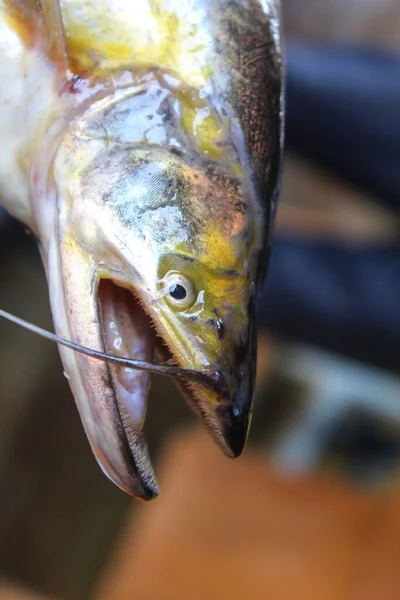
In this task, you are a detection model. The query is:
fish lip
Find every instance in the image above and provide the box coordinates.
[104,396,159,501]
[106,446,159,501]
[96,279,159,500]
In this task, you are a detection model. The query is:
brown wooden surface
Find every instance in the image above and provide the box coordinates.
[96,428,400,600]
[0,582,54,600]
[352,479,400,600]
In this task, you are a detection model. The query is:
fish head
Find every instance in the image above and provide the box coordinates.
[51,143,262,498]
[127,150,260,458]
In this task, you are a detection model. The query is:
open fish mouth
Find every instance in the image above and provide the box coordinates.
[1,278,236,502]
[97,279,219,435]
[96,278,176,500]
[92,278,255,500]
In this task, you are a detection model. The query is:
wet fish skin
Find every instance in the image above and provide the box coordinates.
[0,0,284,498]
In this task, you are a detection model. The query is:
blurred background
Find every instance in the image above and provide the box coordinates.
[1,1,400,599]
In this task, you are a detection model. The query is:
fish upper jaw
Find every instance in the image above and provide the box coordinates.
[172,297,258,460]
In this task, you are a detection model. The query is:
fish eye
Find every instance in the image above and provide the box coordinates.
[169,283,187,301]
[161,272,195,308]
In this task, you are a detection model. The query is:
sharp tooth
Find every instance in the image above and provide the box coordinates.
[122,430,158,501]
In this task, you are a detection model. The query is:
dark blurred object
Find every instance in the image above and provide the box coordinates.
[261,238,400,372]
[261,45,400,372]
[286,45,400,210]
[324,408,400,483]
[0,209,18,245]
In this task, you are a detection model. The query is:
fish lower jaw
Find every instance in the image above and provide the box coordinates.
[60,274,249,499]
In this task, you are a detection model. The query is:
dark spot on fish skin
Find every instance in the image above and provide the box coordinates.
[170,146,183,157]
[233,198,246,214]
[205,164,216,178]
[173,253,195,263]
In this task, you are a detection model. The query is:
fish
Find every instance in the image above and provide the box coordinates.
[0,0,284,499]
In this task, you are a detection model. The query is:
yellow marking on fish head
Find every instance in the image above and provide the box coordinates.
[60,0,212,87]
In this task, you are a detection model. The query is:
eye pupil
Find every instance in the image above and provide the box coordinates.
[169,283,187,301]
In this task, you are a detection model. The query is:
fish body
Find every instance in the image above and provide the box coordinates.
[0,0,284,498]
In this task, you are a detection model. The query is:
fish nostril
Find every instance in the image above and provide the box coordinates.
[216,318,224,340]
[206,316,225,340]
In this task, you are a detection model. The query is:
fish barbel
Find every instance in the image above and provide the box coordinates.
[0,0,284,499]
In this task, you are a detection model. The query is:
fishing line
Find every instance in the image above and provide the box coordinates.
[0,308,210,386]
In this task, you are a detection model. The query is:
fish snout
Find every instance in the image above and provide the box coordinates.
[193,298,257,458]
